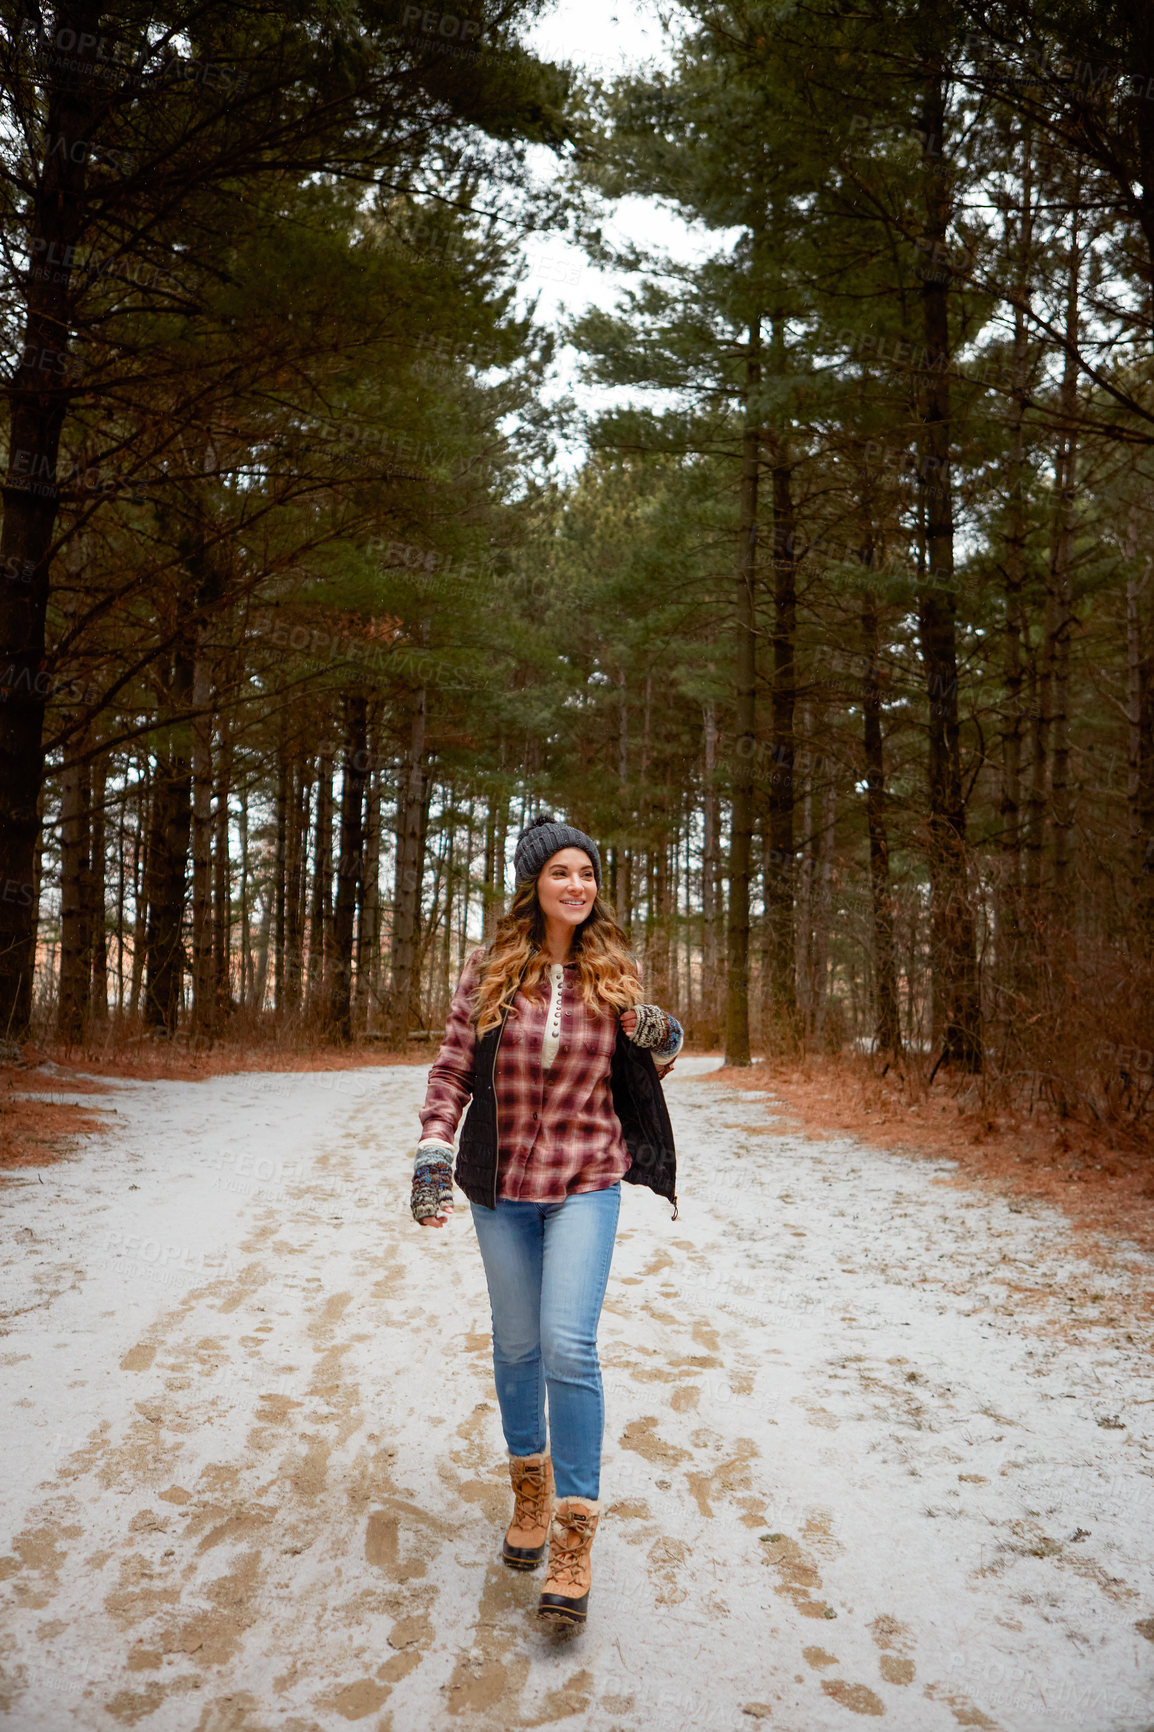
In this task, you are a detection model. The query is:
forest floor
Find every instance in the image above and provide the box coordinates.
[2,1056,1153,1732]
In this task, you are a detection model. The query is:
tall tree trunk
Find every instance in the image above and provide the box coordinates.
[701,700,722,1042]
[1128,549,1154,942]
[1000,449,1028,988]
[330,694,368,1043]
[998,126,1034,1007]
[1136,672,1154,948]
[483,798,497,941]
[458,809,474,978]
[621,848,634,930]
[55,539,91,1045]
[493,791,508,939]
[482,786,508,942]
[239,796,252,1008]
[251,894,272,1013]
[56,734,91,1045]
[1048,206,1081,925]
[144,644,194,1037]
[862,599,902,1055]
[757,816,772,1045]
[795,706,815,1039]
[89,746,107,1026]
[388,686,428,1047]
[1124,23,1154,941]
[415,745,434,1019]
[1023,628,1050,915]
[680,825,689,1010]
[1127,557,1143,884]
[725,317,761,1065]
[273,728,288,1014]
[412,792,442,1015]
[766,413,799,1045]
[616,668,632,931]
[190,651,214,1034]
[813,773,836,1044]
[307,747,333,1017]
[283,752,308,1014]
[130,756,148,1018]
[649,838,672,1002]
[297,767,312,996]
[638,680,653,976]
[356,763,381,1029]
[915,67,981,1072]
[676,809,687,1015]
[436,818,455,1018]
[0,1,102,1038]
[115,776,127,1014]
[212,730,232,1015]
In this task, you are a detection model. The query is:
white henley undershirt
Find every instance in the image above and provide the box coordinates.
[540,961,565,1070]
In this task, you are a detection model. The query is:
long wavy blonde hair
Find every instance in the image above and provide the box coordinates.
[473,878,643,1034]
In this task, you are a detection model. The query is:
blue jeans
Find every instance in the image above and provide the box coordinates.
[470,1185,621,1502]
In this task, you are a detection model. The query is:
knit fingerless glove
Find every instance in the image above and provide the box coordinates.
[411,1153,454,1223]
[628,1003,684,1063]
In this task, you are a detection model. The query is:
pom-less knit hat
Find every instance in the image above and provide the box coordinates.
[514,814,602,889]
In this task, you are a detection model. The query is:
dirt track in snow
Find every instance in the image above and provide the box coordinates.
[1,1056,1153,1732]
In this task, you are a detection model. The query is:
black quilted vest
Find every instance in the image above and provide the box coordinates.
[453,1003,678,1216]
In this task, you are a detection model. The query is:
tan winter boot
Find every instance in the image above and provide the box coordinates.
[536,1496,600,1626]
[502,1453,554,1570]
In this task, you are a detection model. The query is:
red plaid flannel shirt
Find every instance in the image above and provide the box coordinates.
[419,946,631,1202]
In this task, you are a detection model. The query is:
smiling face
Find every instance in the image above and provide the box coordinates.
[536,847,597,937]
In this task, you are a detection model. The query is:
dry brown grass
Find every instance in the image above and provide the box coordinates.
[0,1078,111,1168]
[25,1030,436,1083]
[0,1030,435,1169]
[709,1053,1154,1255]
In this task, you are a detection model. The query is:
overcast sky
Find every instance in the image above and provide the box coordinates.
[510,0,721,472]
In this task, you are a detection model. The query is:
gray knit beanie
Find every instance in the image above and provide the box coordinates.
[514,814,602,889]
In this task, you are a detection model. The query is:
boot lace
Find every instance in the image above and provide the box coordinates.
[546,1511,595,1592]
[512,1462,550,1532]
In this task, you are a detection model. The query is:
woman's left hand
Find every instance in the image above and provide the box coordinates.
[620,1009,637,1037]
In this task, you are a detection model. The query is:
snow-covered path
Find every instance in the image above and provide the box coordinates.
[2,1059,1153,1732]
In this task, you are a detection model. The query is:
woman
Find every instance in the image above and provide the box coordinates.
[410,815,682,1628]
